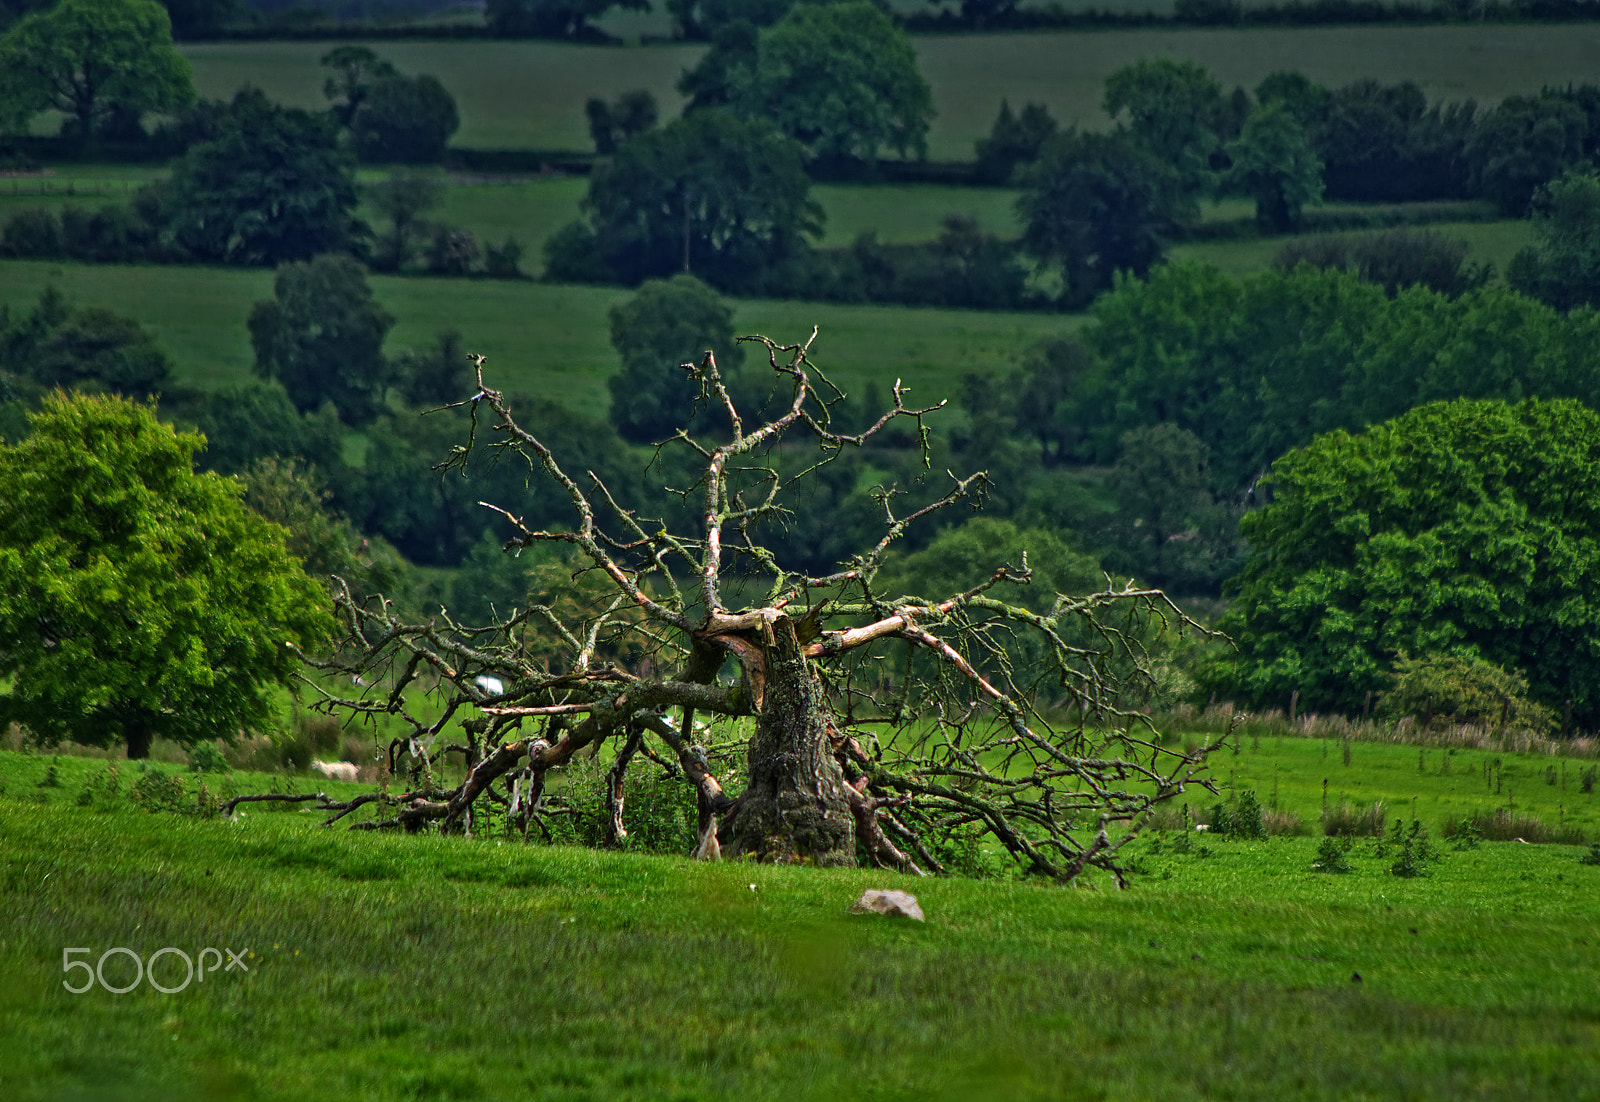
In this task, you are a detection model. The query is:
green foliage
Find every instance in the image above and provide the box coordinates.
[248,254,396,426]
[319,45,396,129]
[1450,817,1482,850]
[367,169,441,273]
[164,88,365,266]
[1310,834,1352,872]
[1223,102,1324,232]
[1468,94,1588,216]
[1207,788,1267,839]
[1377,654,1554,733]
[1580,840,1600,866]
[0,0,194,151]
[731,0,934,163]
[879,517,1103,617]
[349,74,460,165]
[1020,131,1190,307]
[1275,227,1488,298]
[1204,398,1600,726]
[1313,80,1477,204]
[129,767,187,813]
[974,98,1057,184]
[0,392,335,758]
[190,383,344,476]
[393,328,471,408]
[1443,807,1586,846]
[553,108,821,289]
[484,0,648,38]
[585,89,658,155]
[0,285,172,399]
[188,740,229,773]
[1103,58,1236,196]
[1507,168,1600,312]
[606,273,745,443]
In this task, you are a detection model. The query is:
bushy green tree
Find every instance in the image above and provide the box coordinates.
[248,254,396,425]
[548,109,821,288]
[485,0,648,38]
[368,168,443,272]
[1019,131,1190,306]
[1468,94,1588,216]
[1102,424,1240,594]
[1202,398,1600,725]
[607,274,745,442]
[0,392,334,758]
[0,286,172,398]
[1507,168,1600,311]
[1223,102,1324,232]
[191,383,344,476]
[974,99,1057,184]
[1103,58,1233,194]
[320,45,396,128]
[0,0,194,152]
[1376,653,1553,733]
[349,74,459,164]
[164,88,366,266]
[730,0,934,164]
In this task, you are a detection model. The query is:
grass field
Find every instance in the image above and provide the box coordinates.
[2,740,1598,1100]
[1176,218,1537,277]
[180,25,1600,159]
[0,260,1076,418]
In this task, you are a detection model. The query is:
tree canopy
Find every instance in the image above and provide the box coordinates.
[1201,398,1600,727]
[0,392,334,758]
[1103,57,1235,194]
[607,274,746,443]
[1507,168,1600,311]
[0,0,194,151]
[1223,102,1324,232]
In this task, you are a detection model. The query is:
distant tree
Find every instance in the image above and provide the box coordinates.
[1468,94,1588,215]
[0,0,195,153]
[930,0,1021,30]
[881,517,1102,615]
[1201,398,1600,726]
[320,45,397,128]
[248,254,396,425]
[1103,58,1232,194]
[192,383,344,475]
[607,274,746,442]
[368,168,443,272]
[1008,336,1094,467]
[1254,70,1331,130]
[164,88,366,266]
[550,109,822,288]
[668,0,791,38]
[585,89,658,155]
[158,0,239,39]
[0,286,172,398]
[678,17,759,109]
[1507,169,1600,311]
[395,329,472,408]
[974,99,1058,184]
[1102,424,1240,594]
[1223,102,1324,232]
[1019,131,1191,307]
[485,0,649,38]
[1276,228,1488,299]
[349,74,460,164]
[730,0,934,164]
[0,392,334,758]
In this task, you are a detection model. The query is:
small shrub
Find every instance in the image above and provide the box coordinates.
[1581,765,1596,794]
[0,208,64,259]
[484,236,524,279]
[1377,653,1554,733]
[77,763,124,810]
[194,780,220,818]
[1580,841,1600,866]
[36,758,62,788]
[426,226,481,276]
[1311,835,1352,873]
[1449,817,1483,850]
[131,770,188,813]
[1323,799,1387,837]
[1208,789,1267,839]
[188,741,230,773]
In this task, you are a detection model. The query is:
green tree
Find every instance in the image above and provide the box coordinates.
[1507,168,1600,312]
[0,0,194,153]
[248,254,396,425]
[1103,58,1232,195]
[730,1,933,164]
[0,392,334,758]
[164,88,366,266]
[668,0,790,38]
[677,17,759,109]
[1019,131,1191,306]
[348,74,460,164]
[1223,102,1324,232]
[550,108,822,288]
[320,45,396,128]
[368,168,443,272]
[0,286,172,398]
[974,98,1057,184]
[1102,424,1240,594]
[1467,94,1588,216]
[191,383,344,476]
[485,0,648,38]
[1202,398,1600,725]
[584,89,658,155]
[608,274,746,442]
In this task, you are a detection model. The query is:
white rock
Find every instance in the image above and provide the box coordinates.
[850,888,924,921]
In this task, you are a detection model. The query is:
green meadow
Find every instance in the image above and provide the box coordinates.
[2,739,1598,1101]
[179,25,1600,159]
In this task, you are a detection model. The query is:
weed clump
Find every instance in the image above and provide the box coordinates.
[1442,808,1586,846]
[1580,841,1600,866]
[1323,799,1387,837]
[1311,836,1352,873]
[1208,789,1267,839]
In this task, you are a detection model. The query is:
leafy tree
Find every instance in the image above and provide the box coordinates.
[730,1,934,164]
[368,168,443,272]
[585,89,658,155]
[0,392,334,758]
[394,329,471,408]
[881,516,1102,615]
[0,286,172,398]
[1019,131,1191,306]
[608,274,745,442]
[191,383,344,476]
[349,74,459,164]
[1276,228,1488,299]
[159,0,239,39]
[1313,80,1476,203]
[1507,168,1600,311]
[1103,58,1233,194]
[677,17,759,110]
[320,45,396,128]
[1468,94,1588,215]
[1202,398,1600,725]
[551,109,822,289]
[164,88,366,266]
[248,254,396,425]
[290,337,1214,880]
[668,0,791,38]
[1223,102,1324,232]
[485,0,649,38]
[0,0,195,153]
[974,99,1057,184]
[1255,70,1332,130]
[933,0,1021,30]
[1376,653,1553,733]
[1008,336,1094,467]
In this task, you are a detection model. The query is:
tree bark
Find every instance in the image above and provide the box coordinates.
[124,716,154,760]
[727,616,856,866]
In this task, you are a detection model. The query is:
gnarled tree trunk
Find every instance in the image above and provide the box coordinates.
[727,616,856,866]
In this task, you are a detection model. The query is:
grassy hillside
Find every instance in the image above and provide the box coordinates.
[1,745,1597,1100]
[0,260,1075,418]
[180,25,1600,159]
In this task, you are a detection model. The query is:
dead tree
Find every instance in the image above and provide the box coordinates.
[291,331,1224,883]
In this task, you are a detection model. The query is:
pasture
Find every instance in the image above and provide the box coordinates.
[1,740,1598,1100]
[180,25,1600,159]
[0,260,1076,418]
